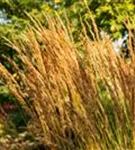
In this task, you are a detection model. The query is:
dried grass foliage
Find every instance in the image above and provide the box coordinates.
[0,14,135,149]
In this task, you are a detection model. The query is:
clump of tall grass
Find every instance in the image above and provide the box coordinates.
[0,14,135,149]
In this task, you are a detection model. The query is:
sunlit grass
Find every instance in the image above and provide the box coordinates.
[0,13,135,149]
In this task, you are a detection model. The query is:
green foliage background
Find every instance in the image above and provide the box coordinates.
[0,0,135,52]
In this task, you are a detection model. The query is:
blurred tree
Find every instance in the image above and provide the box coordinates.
[0,0,54,59]
[1,0,135,52]
[52,0,134,39]
[54,0,135,57]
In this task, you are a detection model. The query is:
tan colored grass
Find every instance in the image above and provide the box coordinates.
[0,14,135,149]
